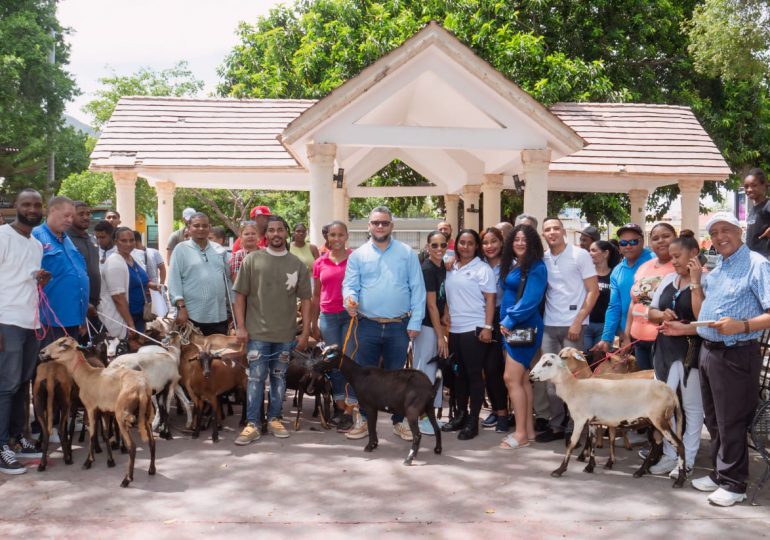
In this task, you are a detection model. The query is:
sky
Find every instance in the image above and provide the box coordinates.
[58,0,285,125]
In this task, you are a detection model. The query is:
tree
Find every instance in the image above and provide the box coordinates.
[58,169,157,216]
[218,0,768,225]
[0,0,79,197]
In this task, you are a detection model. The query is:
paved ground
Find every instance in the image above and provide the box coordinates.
[1,401,768,539]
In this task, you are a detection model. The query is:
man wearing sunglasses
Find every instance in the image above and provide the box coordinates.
[593,223,653,353]
[342,206,426,440]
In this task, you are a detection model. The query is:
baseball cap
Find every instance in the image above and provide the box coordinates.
[182,207,196,220]
[616,223,644,237]
[705,212,741,233]
[250,205,272,218]
[580,226,600,242]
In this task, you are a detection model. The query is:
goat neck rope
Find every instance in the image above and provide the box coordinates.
[571,339,641,377]
[340,316,359,367]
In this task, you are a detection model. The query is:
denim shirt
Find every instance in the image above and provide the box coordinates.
[33,223,89,328]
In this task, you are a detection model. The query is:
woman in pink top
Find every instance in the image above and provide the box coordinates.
[310,221,354,431]
[624,222,676,370]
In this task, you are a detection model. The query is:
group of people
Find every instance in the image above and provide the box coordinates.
[1,168,769,509]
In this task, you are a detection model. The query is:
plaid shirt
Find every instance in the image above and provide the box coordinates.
[698,244,770,345]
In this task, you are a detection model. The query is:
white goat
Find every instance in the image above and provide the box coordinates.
[106,333,193,438]
[530,353,687,487]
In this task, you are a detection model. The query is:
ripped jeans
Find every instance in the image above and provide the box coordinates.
[246,340,294,424]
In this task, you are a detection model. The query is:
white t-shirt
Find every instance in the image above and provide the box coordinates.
[445,256,497,333]
[98,253,130,339]
[0,224,43,329]
[543,243,597,326]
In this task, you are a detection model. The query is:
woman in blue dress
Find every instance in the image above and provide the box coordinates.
[499,224,547,450]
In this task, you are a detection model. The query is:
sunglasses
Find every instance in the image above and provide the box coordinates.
[369,220,391,227]
[618,239,641,247]
[430,242,448,249]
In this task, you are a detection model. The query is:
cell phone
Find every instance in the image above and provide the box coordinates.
[690,320,717,327]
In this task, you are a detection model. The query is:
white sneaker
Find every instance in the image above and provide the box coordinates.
[692,475,719,492]
[708,488,747,507]
[393,421,413,441]
[649,454,678,475]
[345,410,368,440]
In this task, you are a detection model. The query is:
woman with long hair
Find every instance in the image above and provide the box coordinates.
[498,224,547,449]
[625,223,676,370]
[647,231,705,476]
[229,221,260,282]
[441,229,496,440]
[480,227,510,432]
[584,240,622,351]
[291,223,320,273]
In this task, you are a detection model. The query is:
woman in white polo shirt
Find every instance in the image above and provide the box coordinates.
[440,229,496,441]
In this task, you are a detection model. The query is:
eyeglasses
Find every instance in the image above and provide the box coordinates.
[199,251,208,263]
[430,242,448,249]
[618,239,641,247]
[369,221,391,228]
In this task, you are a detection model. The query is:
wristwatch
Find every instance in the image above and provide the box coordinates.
[482,324,493,330]
[743,320,751,333]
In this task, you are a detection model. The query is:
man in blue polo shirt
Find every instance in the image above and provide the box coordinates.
[33,196,89,344]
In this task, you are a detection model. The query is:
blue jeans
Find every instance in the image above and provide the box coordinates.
[246,340,294,423]
[634,339,655,371]
[318,311,352,402]
[0,324,40,446]
[345,318,409,422]
[583,322,604,352]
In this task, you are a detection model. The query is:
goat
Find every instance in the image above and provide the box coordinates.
[33,362,75,471]
[530,353,686,487]
[286,347,332,431]
[39,337,156,488]
[314,346,442,466]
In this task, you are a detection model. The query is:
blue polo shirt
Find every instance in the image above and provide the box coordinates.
[33,223,89,328]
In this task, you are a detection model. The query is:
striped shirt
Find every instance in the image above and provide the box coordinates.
[168,240,231,324]
[697,244,770,345]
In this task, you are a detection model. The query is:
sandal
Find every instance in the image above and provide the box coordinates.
[500,434,530,450]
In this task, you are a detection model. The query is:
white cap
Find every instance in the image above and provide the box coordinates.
[182,207,196,220]
[705,211,741,233]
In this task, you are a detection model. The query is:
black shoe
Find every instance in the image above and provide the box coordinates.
[457,417,479,440]
[441,411,468,432]
[329,411,343,427]
[336,414,354,433]
[0,445,26,475]
[535,430,565,443]
[15,437,42,459]
[534,417,550,432]
[481,412,498,429]
[495,415,510,433]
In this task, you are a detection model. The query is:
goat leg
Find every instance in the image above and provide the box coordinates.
[634,430,662,478]
[583,426,597,473]
[426,406,442,455]
[210,397,220,443]
[34,383,49,472]
[117,412,135,488]
[363,408,378,452]
[604,426,616,470]
[59,400,73,466]
[101,414,116,468]
[552,419,586,478]
[404,416,421,466]
[82,408,96,470]
[294,388,303,431]
[595,425,604,449]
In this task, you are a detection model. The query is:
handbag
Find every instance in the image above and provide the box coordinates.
[504,268,537,347]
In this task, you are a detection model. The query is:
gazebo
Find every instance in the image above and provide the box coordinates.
[90,22,731,252]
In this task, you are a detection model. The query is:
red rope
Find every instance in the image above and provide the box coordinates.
[570,339,641,377]
[35,284,72,341]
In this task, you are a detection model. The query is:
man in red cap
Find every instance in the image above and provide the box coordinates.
[232,205,272,252]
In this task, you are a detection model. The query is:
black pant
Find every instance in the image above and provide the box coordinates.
[449,331,490,419]
[699,341,762,494]
[483,313,508,411]
[191,319,229,336]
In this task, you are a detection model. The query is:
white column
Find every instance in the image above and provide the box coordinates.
[679,179,703,234]
[628,188,649,228]
[482,174,503,230]
[332,180,347,222]
[307,143,337,246]
[444,194,459,233]
[156,180,175,263]
[113,170,137,229]
[462,185,481,231]
[521,149,552,231]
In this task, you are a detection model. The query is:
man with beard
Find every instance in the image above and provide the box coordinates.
[342,206,426,440]
[0,189,48,473]
[67,202,101,327]
[33,196,89,345]
[233,215,311,445]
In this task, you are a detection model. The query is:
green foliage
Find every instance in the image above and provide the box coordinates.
[82,61,204,130]
[58,170,157,216]
[0,0,79,197]
[687,0,770,81]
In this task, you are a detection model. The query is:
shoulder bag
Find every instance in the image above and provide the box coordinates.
[504,268,537,347]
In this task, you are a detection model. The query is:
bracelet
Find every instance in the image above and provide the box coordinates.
[482,324,493,330]
[690,283,701,290]
[743,320,751,333]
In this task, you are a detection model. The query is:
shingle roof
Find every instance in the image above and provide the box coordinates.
[549,103,731,178]
[90,96,315,169]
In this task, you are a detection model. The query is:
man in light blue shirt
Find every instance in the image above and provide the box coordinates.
[690,212,770,507]
[341,206,426,440]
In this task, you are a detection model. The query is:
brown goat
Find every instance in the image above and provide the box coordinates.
[39,337,156,488]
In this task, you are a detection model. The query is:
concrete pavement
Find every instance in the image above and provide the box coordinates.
[1,402,768,539]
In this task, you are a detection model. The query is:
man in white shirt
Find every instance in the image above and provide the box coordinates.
[0,189,47,473]
[535,217,599,443]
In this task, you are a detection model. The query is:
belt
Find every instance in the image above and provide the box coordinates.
[702,339,757,350]
[359,313,410,324]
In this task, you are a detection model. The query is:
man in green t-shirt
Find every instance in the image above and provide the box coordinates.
[233,216,311,445]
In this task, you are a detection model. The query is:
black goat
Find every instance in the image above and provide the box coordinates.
[314,346,442,465]
[287,348,332,431]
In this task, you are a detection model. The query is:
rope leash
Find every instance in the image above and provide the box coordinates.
[570,339,642,377]
[96,311,168,348]
[35,285,73,341]
[340,315,359,403]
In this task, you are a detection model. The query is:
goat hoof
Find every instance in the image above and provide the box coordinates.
[583,464,595,474]
[212,435,219,443]
[149,466,156,476]
[604,462,614,470]
[364,443,377,452]
[434,447,442,455]
[403,458,413,466]
[120,478,130,488]
[37,464,46,472]
[82,461,92,470]
[550,470,564,478]
[633,470,645,478]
